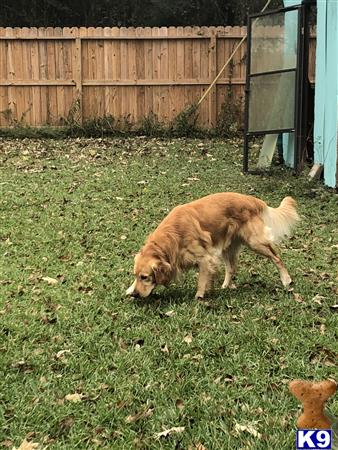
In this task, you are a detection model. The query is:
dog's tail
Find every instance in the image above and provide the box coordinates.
[262,196,300,243]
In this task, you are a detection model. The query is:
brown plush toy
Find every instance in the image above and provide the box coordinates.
[289,379,337,429]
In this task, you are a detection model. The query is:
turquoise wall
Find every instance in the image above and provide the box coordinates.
[313,0,338,187]
[283,0,338,187]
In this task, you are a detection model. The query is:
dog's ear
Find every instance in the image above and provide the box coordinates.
[133,253,140,274]
[151,260,172,285]
[134,253,140,262]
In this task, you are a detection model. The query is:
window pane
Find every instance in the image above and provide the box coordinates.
[248,71,295,132]
[250,9,298,74]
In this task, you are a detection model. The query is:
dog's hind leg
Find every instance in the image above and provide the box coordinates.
[222,238,241,289]
[240,218,292,288]
[246,240,292,287]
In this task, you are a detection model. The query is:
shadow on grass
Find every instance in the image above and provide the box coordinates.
[129,286,196,308]
[129,280,281,308]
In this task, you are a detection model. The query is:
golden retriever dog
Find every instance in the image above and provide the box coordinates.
[126,192,299,299]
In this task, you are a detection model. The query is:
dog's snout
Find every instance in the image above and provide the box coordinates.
[126,278,154,298]
[126,280,137,297]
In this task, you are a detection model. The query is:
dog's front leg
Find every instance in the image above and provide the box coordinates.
[195,258,213,299]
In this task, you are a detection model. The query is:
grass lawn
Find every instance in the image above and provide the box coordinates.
[0,136,337,450]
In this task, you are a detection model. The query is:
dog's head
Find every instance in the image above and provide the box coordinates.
[126,252,172,298]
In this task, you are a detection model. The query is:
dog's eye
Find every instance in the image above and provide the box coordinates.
[140,275,148,281]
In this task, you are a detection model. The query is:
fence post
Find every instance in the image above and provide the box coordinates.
[74,36,83,124]
[208,31,217,127]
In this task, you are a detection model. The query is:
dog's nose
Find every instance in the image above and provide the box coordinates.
[130,291,140,298]
[126,281,137,296]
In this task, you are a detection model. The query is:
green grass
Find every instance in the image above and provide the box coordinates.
[0,137,337,450]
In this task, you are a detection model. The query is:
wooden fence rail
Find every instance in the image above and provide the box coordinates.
[0,27,316,128]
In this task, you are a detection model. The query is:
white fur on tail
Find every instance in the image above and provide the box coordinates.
[262,197,300,243]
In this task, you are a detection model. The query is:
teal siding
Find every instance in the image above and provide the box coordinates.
[313,0,326,166]
[282,0,338,186]
[314,0,338,187]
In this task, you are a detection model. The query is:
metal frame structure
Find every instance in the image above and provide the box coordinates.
[243,4,310,174]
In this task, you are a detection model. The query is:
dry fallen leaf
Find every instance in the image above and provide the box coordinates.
[164,310,175,317]
[175,399,184,411]
[223,375,235,383]
[234,423,262,439]
[55,349,71,359]
[309,346,337,367]
[64,393,83,403]
[118,338,128,351]
[42,276,58,286]
[54,416,75,437]
[183,334,193,344]
[312,294,325,305]
[319,272,330,280]
[12,439,40,450]
[161,344,169,354]
[188,443,207,450]
[293,292,304,303]
[125,406,154,423]
[155,426,185,438]
[213,376,223,385]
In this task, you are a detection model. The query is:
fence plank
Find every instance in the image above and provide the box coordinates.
[46,27,57,124]
[111,27,121,119]
[128,26,137,122]
[95,27,105,118]
[0,29,7,126]
[168,26,177,121]
[103,27,112,121]
[159,27,169,122]
[6,28,17,123]
[56,29,66,122]
[208,31,217,127]
[152,27,161,120]
[30,27,40,125]
[120,27,129,120]
[135,27,145,121]
[86,27,97,119]
[143,27,153,121]
[74,36,82,124]
[80,26,89,121]
[37,28,47,124]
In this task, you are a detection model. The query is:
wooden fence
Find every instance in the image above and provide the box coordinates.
[0,26,316,129]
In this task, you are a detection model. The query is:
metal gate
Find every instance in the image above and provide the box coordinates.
[243,4,310,174]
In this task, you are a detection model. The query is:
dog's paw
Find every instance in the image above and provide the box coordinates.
[195,292,205,300]
[281,274,292,288]
[221,282,237,290]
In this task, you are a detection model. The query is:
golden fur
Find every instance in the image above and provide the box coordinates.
[126,192,300,298]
